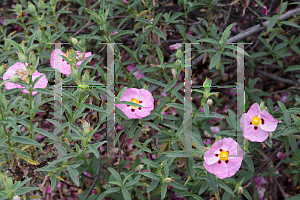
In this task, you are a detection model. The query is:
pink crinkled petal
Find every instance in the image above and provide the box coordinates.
[50,49,64,71]
[243,123,269,142]
[135,106,153,118]
[76,51,93,67]
[226,158,242,178]
[259,110,278,132]
[204,149,219,165]
[120,88,140,102]
[203,161,229,179]
[139,89,154,108]
[247,103,261,118]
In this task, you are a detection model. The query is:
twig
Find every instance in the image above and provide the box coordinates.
[220,6,232,33]
[247,7,264,26]
[255,69,299,86]
[274,177,287,199]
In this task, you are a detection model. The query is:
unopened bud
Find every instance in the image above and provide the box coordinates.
[78,52,85,61]
[175,60,181,68]
[78,39,86,52]
[29,51,36,64]
[176,49,183,59]
[171,68,177,79]
[3,176,13,189]
[207,98,213,106]
[71,67,78,80]
[38,0,46,11]
[12,195,21,200]
[135,165,144,172]
[16,52,27,63]
[215,135,222,141]
[237,186,243,194]
[82,120,92,135]
[10,74,20,83]
[164,178,173,183]
[70,37,78,45]
[82,71,90,82]
[27,2,36,13]
[0,65,6,76]
[15,4,22,13]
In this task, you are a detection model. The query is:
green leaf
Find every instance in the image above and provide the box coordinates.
[121,187,131,200]
[139,172,160,180]
[107,167,123,184]
[67,166,80,187]
[166,103,184,110]
[279,2,288,15]
[142,158,160,168]
[161,182,168,199]
[198,38,219,46]
[6,39,24,53]
[147,179,160,193]
[242,188,252,200]
[128,119,139,138]
[198,181,209,195]
[143,77,167,87]
[82,103,106,113]
[15,187,40,196]
[97,187,121,200]
[289,133,300,159]
[156,46,164,64]
[267,15,279,31]
[154,27,166,40]
[254,0,264,8]
[281,21,300,29]
[88,144,99,158]
[209,51,221,69]
[221,24,233,43]
[162,79,177,94]
[165,12,184,26]
[35,128,56,140]
[207,172,218,194]
[218,182,234,195]
[284,65,300,72]
[168,181,187,190]
[277,101,286,111]
[11,136,43,147]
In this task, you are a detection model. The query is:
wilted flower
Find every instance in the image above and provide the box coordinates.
[203,137,243,179]
[207,98,213,106]
[277,151,284,160]
[135,164,144,172]
[123,0,129,4]
[263,6,267,15]
[111,31,118,35]
[12,196,21,200]
[164,177,173,183]
[170,43,182,50]
[240,103,278,142]
[116,88,154,119]
[254,177,266,186]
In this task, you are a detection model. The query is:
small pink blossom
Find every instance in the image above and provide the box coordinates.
[203,137,243,179]
[3,62,48,95]
[257,186,266,200]
[240,103,278,142]
[169,43,182,50]
[210,126,220,134]
[127,64,145,80]
[111,31,118,35]
[188,30,192,37]
[123,0,129,4]
[263,6,267,15]
[50,49,92,75]
[149,18,154,24]
[277,151,284,159]
[254,177,266,186]
[116,88,154,119]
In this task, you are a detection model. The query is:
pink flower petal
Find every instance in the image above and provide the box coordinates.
[259,110,278,132]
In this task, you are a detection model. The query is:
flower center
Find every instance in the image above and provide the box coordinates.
[131,98,140,109]
[251,116,261,126]
[65,51,71,60]
[219,150,229,161]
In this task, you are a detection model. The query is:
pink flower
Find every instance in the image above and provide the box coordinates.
[203,137,243,179]
[46,186,52,194]
[277,151,284,159]
[149,18,154,24]
[3,62,48,95]
[116,88,154,119]
[188,30,192,37]
[127,64,145,80]
[257,186,266,200]
[169,43,182,50]
[240,103,278,142]
[123,0,129,4]
[210,126,220,134]
[254,177,266,186]
[111,31,118,35]
[263,6,267,15]
[50,49,92,75]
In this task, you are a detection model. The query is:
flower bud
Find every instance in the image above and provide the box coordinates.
[3,176,13,189]
[164,177,173,183]
[16,52,27,63]
[135,164,144,172]
[12,195,21,200]
[207,98,213,106]
[78,52,85,61]
[78,39,86,52]
[10,74,20,83]
[82,71,90,82]
[0,65,6,76]
[237,186,243,194]
[29,51,36,64]
[38,0,46,11]
[15,4,22,13]
[82,120,92,135]
[71,67,78,80]
[69,37,78,45]
[176,49,183,59]
[171,68,177,79]
[175,60,181,68]
[27,2,36,13]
